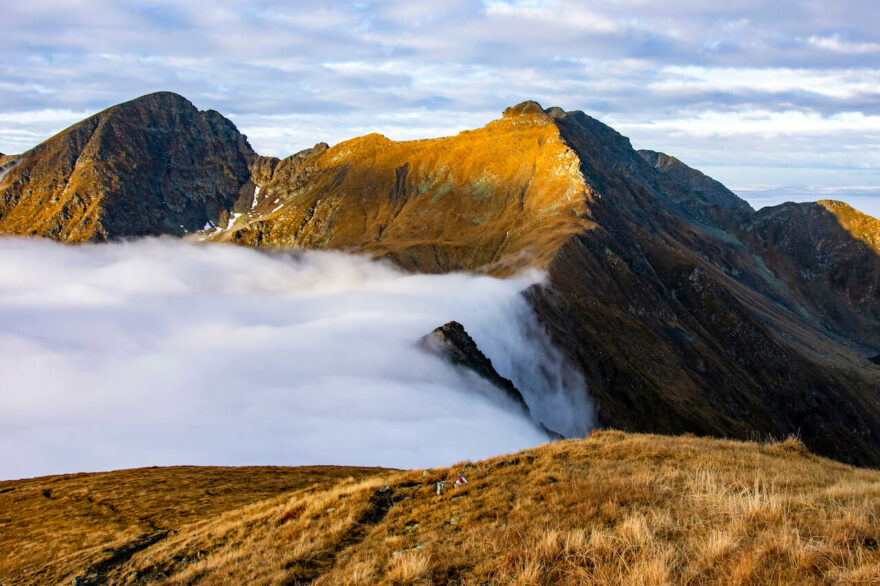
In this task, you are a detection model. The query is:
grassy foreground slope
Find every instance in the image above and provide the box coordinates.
[0,466,387,585]
[3,432,880,585]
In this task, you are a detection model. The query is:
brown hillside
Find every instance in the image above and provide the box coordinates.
[2,432,879,585]
[0,465,387,585]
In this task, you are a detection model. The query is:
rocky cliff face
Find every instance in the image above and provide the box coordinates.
[0,92,255,240]
[419,321,532,417]
[3,93,879,465]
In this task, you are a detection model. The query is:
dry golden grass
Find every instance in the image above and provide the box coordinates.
[3,431,880,585]
[0,465,387,585]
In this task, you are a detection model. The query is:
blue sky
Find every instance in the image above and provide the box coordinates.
[2,0,879,216]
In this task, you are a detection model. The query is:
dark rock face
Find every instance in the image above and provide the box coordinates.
[638,149,753,228]
[419,321,532,416]
[0,92,255,240]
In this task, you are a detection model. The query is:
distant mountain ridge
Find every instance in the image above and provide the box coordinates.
[2,92,879,466]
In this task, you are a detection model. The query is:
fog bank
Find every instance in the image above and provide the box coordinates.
[0,238,592,480]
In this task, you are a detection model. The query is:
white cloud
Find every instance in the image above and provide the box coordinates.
[484,0,625,34]
[808,35,880,55]
[617,109,880,138]
[1,0,879,203]
[0,109,92,124]
[0,109,94,154]
[0,238,592,480]
[651,66,880,100]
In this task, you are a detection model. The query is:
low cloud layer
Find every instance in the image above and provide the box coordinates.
[0,238,592,480]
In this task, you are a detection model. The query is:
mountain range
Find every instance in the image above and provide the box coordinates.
[1,92,878,466]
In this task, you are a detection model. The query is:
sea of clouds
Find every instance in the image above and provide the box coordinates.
[0,237,592,480]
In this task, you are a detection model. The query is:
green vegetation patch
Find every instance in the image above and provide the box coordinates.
[470,173,497,202]
[471,210,492,225]
[429,183,454,204]
[416,165,451,195]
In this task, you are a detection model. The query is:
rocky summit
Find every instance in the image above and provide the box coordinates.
[0,92,255,240]
[2,92,879,466]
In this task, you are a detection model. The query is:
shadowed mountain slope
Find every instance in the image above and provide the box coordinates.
[1,94,879,465]
[746,200,880,347]
[526,109,880,465]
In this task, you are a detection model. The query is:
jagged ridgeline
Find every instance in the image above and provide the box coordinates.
[2,93,879,466]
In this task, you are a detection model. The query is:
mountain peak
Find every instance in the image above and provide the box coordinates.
[135,91,200,109]
[817,199,880,253]
[0,91,254,240]
[502,100,548,118]
[80,91,196,126]
[500,101,570,122]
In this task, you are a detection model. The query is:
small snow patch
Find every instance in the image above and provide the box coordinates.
[250,185,261,210]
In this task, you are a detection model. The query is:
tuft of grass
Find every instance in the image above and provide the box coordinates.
[386,551,433,584]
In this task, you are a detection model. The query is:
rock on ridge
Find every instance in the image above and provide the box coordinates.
[419,321,532,415]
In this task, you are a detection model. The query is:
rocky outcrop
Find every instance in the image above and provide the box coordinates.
[3,94,879,466]
[0,154,17,176]
[419,321,531,415]
[0,92,256,240]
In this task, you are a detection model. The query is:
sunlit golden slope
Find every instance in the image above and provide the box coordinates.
[3,432,879,585]
[818,199,880,253]
[212,101,595,274]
